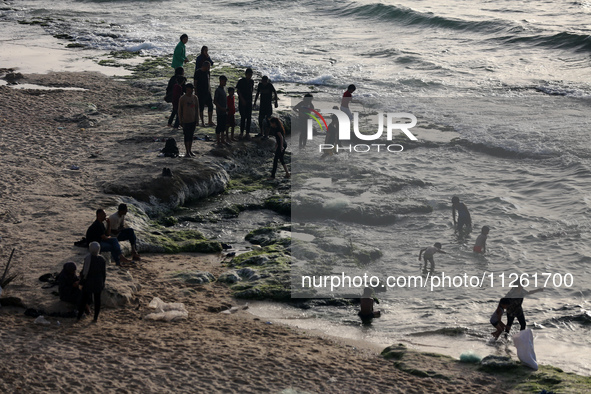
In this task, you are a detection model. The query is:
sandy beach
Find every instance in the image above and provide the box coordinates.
[0,67,516,393]
[1,56,591,393]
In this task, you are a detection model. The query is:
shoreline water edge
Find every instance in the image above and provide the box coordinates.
[1,12,591,394]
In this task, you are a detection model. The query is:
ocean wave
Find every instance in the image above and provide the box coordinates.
[550,311,591,326]
[329,2,508,34]
[408,326,481,337]
[125,42,158,52]
[449,138,561,160]
[535,84,591,97]
[499,31,591,53]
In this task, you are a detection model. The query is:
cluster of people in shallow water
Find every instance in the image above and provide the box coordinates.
[360,196,543,341]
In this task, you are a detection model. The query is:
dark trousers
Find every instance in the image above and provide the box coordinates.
[216,112,227,135]
[168,108,179,128]
[505,312,526,332]
[271,146,285,177]
[239,104,252,135]
[258,104,272,135]
[298,120,308,148]
[100,238,122,265]
[116,228,137,248]
[78,289,102,321]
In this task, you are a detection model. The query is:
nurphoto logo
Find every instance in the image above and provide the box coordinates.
[304,108,418,153]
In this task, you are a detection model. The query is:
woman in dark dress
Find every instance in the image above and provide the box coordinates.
[77,241,107,322]
[57,262,81,305]
[268,117,290,179]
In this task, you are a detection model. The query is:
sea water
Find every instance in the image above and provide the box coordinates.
[2,0,591,374]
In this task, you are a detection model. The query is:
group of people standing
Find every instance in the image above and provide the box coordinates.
[167,35,284,169]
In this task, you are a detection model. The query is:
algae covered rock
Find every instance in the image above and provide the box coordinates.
[217,270,241,284]
[263,195,291,216]
[381,344,407,360]
[225,245,291,301]
[245,224,291,247]
[140,228,222,254]
[479,355,520,371]
[170,271,216,285]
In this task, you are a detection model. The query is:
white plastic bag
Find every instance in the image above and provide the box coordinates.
[513,328,538,370]
[145,297,188,322]
[34,316,50,325]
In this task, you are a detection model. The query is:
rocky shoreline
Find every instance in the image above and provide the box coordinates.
[1,56,589,392]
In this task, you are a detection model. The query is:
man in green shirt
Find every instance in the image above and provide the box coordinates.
[171,34,189,69]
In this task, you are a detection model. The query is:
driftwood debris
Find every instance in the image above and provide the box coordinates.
[0,248,17,288]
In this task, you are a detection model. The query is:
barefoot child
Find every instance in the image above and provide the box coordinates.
[226,87,237,141]
[418,242,446,270]
[473,226,490,253]
[214,75,228,146]
[340,84,356,121]
[490,298,510,340]
[168,75,185,129]
[268,117,290,179]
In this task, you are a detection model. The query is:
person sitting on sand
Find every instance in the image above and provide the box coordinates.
[358,287,381,324]
[473,225,489,253]
[171,34,189,69]
[490,298,510,340]
[178,83,199,157]
[85,209,131,266]
[57,262,82,305]
[108,203,141,261]
[452,196,472,233]
[418,242,446,271]
[77,241,107,323]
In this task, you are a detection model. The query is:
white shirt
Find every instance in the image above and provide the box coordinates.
[108,212,125,234]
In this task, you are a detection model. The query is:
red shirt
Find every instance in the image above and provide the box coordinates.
[343,91,352,98]
[227,95,236,115]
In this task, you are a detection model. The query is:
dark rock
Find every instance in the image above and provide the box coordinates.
[479,355,520,371]
[171,271,216,285]
[4,72,24,84]
[0,297,26,308]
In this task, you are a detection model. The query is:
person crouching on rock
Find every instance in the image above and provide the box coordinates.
[78,242,106,322]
